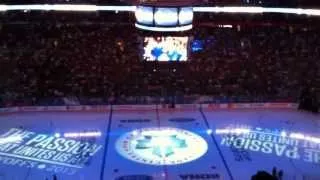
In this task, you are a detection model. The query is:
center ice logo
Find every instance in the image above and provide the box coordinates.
[136,135,187,158]
[116,127,208,165]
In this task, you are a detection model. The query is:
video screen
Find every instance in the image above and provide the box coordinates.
[135,6,154,25]
[143,37,188,61]
[154,8,178,26]
[179,7,193,25]
[191,39,204,52]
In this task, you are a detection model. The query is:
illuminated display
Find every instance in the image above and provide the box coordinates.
[116,127,208,165]
[134,6,194,32]
[135,24,192,32]
[135,6,153,25]
[154,8,178,26]
[179,7,193,25]
[143,37,188,61]
[0,128,102,175]
[216,126,320,164]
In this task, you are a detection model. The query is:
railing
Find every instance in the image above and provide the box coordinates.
[0,102,299,114]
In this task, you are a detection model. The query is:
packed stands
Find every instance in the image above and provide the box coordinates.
[0,12,319,106]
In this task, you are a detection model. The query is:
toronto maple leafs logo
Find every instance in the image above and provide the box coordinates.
[135,135,187,158]
[116,127,208,165]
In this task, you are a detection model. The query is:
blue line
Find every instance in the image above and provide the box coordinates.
[99,105,113,180]
[199,106,234,180]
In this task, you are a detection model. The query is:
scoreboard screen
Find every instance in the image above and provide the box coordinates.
[143,36,189,61]
[135,6,193,32]
[154,8,179,26]
[135,6,154,25]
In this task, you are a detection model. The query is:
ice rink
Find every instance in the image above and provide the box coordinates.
[0,104,319,180]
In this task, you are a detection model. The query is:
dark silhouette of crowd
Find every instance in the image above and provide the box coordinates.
[0,13,319,107]
[251,167,283,180]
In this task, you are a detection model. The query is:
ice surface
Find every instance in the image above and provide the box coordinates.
[0,108,318,180]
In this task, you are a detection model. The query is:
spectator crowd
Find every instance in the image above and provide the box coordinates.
[0,14,319,106]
